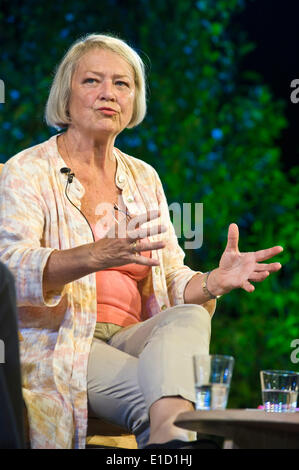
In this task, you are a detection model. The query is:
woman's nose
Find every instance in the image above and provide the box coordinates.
[99,80,116,101]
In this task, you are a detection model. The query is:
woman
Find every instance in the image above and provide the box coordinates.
[0,33,283,449]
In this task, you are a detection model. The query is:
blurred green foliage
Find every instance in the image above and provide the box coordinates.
[0,0,298,408]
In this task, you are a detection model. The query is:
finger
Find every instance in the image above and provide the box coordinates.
[128,223,167,240]
[225,223,239,252]
[129,254,161,267]
[254,262,282,273]
[129,209,161,230]
[133,240,166,254]
[248,271,270,282]
[241,280,255,293]
[115,210,161,239]
[255,246,284,262]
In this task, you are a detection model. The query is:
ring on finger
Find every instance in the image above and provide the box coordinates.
[130,240,140,256]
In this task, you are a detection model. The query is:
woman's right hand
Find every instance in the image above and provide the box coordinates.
[89,209,167,270]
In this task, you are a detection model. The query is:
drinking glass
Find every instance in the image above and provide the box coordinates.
[260,370,299,412]
[193,354,234,410]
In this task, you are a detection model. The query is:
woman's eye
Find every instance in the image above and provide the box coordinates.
[116,81,129,87]
[83,78,129,87]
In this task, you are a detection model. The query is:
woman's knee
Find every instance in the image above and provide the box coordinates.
[157,304,211,330]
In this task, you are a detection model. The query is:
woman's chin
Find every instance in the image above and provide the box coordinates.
[78,124,119,136]
[94,120,120,133]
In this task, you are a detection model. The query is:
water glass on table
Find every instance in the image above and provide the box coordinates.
[193,354,234,410]
[260,370,299,413]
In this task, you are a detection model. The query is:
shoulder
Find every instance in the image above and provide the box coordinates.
[2,135,56,177]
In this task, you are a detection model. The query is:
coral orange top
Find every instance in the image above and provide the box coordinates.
[91,224,152,326]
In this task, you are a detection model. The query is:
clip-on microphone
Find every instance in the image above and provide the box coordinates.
[60,167,75,184]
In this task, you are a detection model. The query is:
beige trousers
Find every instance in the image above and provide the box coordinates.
[87,304,211,449]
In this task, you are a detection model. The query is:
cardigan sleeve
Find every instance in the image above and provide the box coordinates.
[153,167,216,317]
[0,159,65,307]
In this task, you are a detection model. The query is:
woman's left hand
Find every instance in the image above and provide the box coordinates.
[208,223,284,296]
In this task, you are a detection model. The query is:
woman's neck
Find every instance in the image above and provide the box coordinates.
[60,128,117,178]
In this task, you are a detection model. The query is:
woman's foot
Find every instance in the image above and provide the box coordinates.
[143,438,220,449]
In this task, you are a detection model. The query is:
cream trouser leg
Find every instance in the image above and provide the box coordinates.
[87,304,211,448]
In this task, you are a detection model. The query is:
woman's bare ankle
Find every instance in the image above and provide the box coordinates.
[147,423,191,446]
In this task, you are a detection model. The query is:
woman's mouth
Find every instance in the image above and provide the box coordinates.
[98,108,117,115]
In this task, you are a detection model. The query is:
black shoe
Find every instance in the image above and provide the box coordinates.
[143,439,220,449]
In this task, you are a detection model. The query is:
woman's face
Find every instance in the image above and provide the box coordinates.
[68,48,136,137]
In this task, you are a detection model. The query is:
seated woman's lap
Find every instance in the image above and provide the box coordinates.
[87,304,211,446]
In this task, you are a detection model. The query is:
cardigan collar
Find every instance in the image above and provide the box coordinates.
[48,133,128,201]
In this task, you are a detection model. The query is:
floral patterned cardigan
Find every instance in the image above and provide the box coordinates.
[0,134,216,448]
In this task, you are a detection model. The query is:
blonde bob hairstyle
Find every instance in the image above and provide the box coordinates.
[45,33,147,130]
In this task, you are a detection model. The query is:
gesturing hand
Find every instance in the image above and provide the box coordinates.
[91,209,167,270]
[209,223,284,296]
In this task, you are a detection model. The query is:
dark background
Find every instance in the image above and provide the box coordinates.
[238,0,299,172]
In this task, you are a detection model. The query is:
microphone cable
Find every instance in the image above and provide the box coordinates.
[60,167,95,243]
